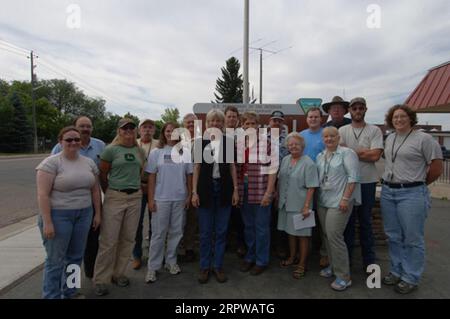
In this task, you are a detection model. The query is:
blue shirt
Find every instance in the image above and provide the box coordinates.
[51,137,106,166]
[300,128,325,162]
[316,146,361,208]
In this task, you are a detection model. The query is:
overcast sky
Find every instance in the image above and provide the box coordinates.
[0,0,449,128]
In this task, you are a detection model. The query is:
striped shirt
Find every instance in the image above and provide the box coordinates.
[237,137,274,204]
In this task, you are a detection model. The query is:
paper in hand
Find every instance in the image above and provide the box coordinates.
[293,210,316,230]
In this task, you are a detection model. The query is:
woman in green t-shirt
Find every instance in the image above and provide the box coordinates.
[93,118,144,296]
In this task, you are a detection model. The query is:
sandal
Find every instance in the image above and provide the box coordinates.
[279,257,299,268]
[293,265,306,279]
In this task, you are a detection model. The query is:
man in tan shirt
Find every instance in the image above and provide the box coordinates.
[132,119,159,269]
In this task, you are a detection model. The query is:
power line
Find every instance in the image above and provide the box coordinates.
[0,39,29,54]
[0,45,28,57]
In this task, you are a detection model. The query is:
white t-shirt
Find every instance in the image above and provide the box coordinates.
[382,130,443,183]
[145,146,193,201]
[339,124,384,183]
[36,153,99,209]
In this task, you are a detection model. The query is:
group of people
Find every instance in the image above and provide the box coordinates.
[35,95,443,299]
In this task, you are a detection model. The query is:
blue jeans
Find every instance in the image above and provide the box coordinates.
[38,207,92,299]
[380,184,431,285]
[133,194,150,259]
[241,184,272,267]
[197,180,231,270]
[344,182,376,267]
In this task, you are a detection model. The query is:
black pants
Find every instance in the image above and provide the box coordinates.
[83,209,99,279]
[228,206,246,250]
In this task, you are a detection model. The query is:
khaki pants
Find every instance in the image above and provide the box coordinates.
[94,189,142,284]
[318,201,354,280]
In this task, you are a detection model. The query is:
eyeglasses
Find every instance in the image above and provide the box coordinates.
[393,115,409,120]
[120,125,136,131]
[64,138,81,143]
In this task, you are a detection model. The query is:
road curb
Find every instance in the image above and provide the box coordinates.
[0,263,44,296]
[0,154,48,160]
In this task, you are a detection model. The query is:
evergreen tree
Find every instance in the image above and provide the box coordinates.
[214,57,243,103]
[8,92,33,152]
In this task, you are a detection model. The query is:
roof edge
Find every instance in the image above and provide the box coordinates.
[429,60,450,72]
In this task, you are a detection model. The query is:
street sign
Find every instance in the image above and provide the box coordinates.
[296,98,323,114]
[193,103,304,115]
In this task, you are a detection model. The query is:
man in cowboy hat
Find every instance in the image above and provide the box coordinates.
[322,96,352,129]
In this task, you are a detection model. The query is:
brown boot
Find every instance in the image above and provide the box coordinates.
[250,265,266,276]
[213,268,228,283]
[198,269,210,284]
[240,261,254,273]
[132,258,142,270]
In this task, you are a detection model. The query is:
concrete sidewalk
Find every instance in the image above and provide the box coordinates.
[0,216,45,293]
[1,199,449,299]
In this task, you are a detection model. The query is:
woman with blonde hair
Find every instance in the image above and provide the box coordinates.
[192,109,239,284]
[316,126,360,291]
[93,118,145,296]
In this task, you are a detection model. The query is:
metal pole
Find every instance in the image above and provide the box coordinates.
[259,48,262,104]
[243,0,249,105]
[30,51,38,153]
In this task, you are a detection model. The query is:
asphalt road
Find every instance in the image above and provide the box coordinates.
[0,155,47,228]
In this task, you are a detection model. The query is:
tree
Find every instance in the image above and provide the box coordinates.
[214,57,243,103]
[161,107,180,124]
[95,113,122,143]
[7,92,33,152]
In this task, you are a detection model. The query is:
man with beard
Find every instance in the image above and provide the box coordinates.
[339,97,383,272]
[323,96,352,129]
[132,119,159,269]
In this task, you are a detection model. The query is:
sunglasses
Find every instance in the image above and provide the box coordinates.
[64,138,81,143]
[120,125,136,131]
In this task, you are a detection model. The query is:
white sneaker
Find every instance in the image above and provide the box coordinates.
[145,270,157,283]
[165,263,181,275]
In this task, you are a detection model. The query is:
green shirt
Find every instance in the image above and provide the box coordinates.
[101,145,143,190]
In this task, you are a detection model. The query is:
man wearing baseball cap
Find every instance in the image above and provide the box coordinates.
[338,97,384,272]
[268,110,290,260]
[322,96,352,129]
[132,119,159,270]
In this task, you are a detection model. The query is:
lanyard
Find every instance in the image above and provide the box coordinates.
[352,125,366,141]
[391,130,413,163]
[139,140,153,161]
[323,152,334,182]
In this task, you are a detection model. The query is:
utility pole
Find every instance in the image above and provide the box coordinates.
[243,0,249,105]
[259,48,262,104]
[250,46,291,104]
[29,51,38,153]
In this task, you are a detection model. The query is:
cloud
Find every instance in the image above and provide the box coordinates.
[0,0,449,128]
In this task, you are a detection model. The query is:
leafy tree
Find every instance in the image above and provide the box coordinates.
[123,112,140,126]
[161,107,180,124]
[214,57,243,103]
[94,113,122,143]
[7,92,33,152]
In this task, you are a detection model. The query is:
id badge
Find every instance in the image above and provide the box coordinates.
[321,181,333,190]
